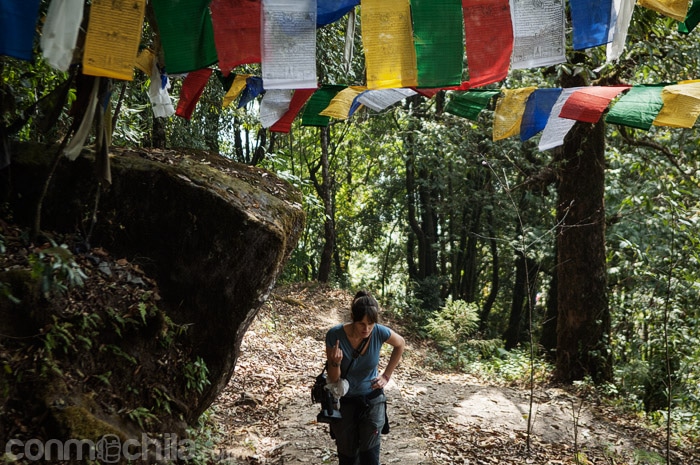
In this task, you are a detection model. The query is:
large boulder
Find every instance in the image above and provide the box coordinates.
[0,143,304,437]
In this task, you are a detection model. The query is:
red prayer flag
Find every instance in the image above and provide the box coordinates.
[210,0,261,75]
[270,88,316,133]
[462,0,514,88]
[559,86,631,123]
[412,87,444,98]
[175,68,214,120]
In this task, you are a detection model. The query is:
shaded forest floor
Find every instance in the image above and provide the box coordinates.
[208,283,697,465]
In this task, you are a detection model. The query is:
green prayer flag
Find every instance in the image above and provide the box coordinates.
[679,0,700,33]
[301,85,346,127]
[151,0,218,74]
[445,90,500,120]
[605,84,667,130]
[411,0,464,88]
[215,70,237,92]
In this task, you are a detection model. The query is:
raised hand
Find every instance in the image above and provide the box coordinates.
[328,339,343,368]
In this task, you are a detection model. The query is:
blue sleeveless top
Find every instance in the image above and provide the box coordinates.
[325,323,391,397]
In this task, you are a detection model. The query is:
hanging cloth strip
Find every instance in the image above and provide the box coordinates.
[0,0,40,61]
[462,0,513,89]
[210,0,261,74]
[151,0,218,74]
[83,0,146,80]
[411,0,463,89]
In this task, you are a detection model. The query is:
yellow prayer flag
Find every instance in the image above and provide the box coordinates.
[653,82,700,128]
[134,49,155,75]
[83,0,147,80]
[493,87,537,141]
[223,74,252,108]
[637,0,689,22]
[361,0,418,89]
[320,86,367,119]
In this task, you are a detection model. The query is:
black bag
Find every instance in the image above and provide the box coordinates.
[310,368,327,404]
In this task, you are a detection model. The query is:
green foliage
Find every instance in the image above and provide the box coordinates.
[425,297,480,349]
[28,243,87,298]
[183,356,211,395]
[476,347,554,385]
[127,407,158,430]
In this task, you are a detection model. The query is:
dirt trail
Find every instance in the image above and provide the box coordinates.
[210,284,695,464]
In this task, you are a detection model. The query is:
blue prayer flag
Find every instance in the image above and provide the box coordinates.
[0,0,41,61]
[238,77,265,108]
[570,0,615,50]
[317,0,359,26]
[520,88,563,142]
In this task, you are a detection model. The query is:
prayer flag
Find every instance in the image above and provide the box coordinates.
[539,88,583,151]
[175,69,214,120]
[271,88,316,132]
[559,86,631,123]
[445,90,500,121]
[605,84,666,130]
[301,85,346,126]
[679,0,700,33]
[353,88,417,113]
[83,0,146,80]
[135,49,155,75]
[362,0,418,89]
[215,70,237,92]
[411,0,463,88]
[64,77,100,160]
[41,0,83,71]
[607,0,635,62]
[463,0,514,88]
[317,0,360,26]
[653,82,700,128]
[151,0,218,74]
[493,87,536,141]
[238,77,265,108]
[0,0,40,61]
[570,0,615,50]
[510,0,565,69]
[321,86,367,119]
[520,88,562,141]
[223,74,251,107]
[261,0,317,89]
[210,0,261,74]
[413,88,443,98]
[260,89,294,128]
[638,0,690,22]
[148,62,176,118]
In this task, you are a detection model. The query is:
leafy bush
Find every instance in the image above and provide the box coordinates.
[425,297,480,349]
[28,242,87,297]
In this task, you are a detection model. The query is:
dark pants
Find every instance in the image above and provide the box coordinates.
[330,390,386,465]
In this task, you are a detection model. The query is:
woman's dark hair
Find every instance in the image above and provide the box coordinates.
[351,290,379,323]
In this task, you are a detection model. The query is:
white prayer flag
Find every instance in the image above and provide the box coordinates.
[510,0,566,69]
[260,89,294,128]
[41,0,84,71]
[606,0,635,62]
[262,0,317,89]
[539,88,583,151]
[356,88,417,112]
[148,62,175,118]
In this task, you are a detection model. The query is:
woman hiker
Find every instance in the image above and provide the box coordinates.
[324,290,405,465]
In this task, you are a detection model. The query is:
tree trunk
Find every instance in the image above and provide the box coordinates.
[317,127,335,283]
[554,119,612,383]
[404,119,441,311]
[479,209,500,332]
[504,250,539,349]
[540,259,558,357]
